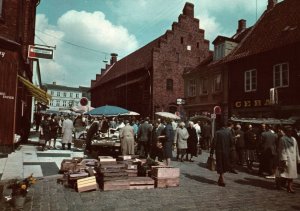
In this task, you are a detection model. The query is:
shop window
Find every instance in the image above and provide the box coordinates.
[244,69,257,92]
[166,79,173,91]
[273,63,289,88]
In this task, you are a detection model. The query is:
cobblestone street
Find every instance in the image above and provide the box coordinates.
[1,151,300,211]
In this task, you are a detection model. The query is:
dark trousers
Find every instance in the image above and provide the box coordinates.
[236,147,245,165]
[150,145,163,161]
[139,141,149,158]
[62,143,71,150]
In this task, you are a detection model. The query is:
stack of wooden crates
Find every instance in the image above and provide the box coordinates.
[151,166,180,188]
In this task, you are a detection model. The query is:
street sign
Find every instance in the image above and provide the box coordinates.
[176,98,186,105]
[28,45,54,59]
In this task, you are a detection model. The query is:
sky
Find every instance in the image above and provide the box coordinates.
[35,0,276,87]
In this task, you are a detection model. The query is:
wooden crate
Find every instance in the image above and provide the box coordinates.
[151,167,180,178]
[153,177,180,188]
[125,169,138,177]
[102,179,130,191]
[99,156,116,163]
[77,176,99,192]
[128,177,154,190]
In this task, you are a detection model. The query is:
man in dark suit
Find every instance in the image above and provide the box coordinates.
[235,124,245,166]
[259,125,278,178]
[211,121,233,187]
[137,117,153,158]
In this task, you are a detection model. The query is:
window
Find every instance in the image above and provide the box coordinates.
[181,37,184,44]
[197,42,199,49]
[0,0,3,17]
[188,79,196,97]
[200,78,208,95]
[166,79,173,91]
[213,74,222,93]
[273,63,289,88]
[50,91,54,95]
[214,44,224,60]
[244,69,257,92]
[63,101,66,107]
[56,100,60,107]
[76,93,79,98]
[57,91,60,97]
[70,93,73,97]
[63,92,67,97]
[50,100,53,106]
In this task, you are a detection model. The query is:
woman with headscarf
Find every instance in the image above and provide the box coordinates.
[174,122,189,162]
[277,126,300,193]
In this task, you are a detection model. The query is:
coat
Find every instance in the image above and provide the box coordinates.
[187,126,198,156]
[278,135,300,179]
[163,124,174,158]
[235,129,245,148]
[261,130,278,155]
[120,124,135,155]
[137,121,152,142]
[174,127,189,149]
[212,127,232,174]
[62,118,73,144]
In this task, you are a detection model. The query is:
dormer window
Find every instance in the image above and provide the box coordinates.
[214,43,224,60]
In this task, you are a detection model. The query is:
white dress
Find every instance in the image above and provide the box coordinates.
[62,118,74,144]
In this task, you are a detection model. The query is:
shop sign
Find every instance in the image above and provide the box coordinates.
[234,99,271,108]
[0,91,14,100]
[28,45,54,59]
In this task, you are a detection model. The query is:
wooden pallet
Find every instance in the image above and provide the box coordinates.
[102,179,130,191]
[128,177,154,190]
[153,177,180,188]
[77,176,99,192]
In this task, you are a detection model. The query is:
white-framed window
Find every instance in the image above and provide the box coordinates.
[70,93,73,97]
[199,78,208,95]
[273,63,289,88]
[213,74,222,93]
[188,79,196,97]
[50,100,53,106]
[50,91,54,95]
[0,0,3,17]
[63,101,66,107]
[63,92,67,97]
[244,69,257,92]
[57,91,60,97]
[76,93,79,98]
[56,100,60,107]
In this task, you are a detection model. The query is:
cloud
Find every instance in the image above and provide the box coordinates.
[35,11,138,87]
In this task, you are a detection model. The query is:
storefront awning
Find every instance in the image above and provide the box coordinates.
[18,75,51,104]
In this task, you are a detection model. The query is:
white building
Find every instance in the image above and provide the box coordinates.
[43,82,91,111]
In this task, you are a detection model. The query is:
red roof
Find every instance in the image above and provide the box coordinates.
[228,0,300,61]
[91,36,161,89]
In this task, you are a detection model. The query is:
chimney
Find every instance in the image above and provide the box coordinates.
[267,0,278,10]
[237,19,246,33]
[53,82,56,85]
[183,2,194,18]
[110,53,118,65]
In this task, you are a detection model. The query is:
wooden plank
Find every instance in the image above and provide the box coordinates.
[129,185,154,190]
[102,179,130,191]
[151,167,180,178]
[129,177,154,185]
[100,163,126,169]
[99,156,116,162]
[101,172,128,177]
[153,177,180,188]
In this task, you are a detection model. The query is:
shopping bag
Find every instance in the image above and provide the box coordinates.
[39,135,46,145]
[206,155,216,171]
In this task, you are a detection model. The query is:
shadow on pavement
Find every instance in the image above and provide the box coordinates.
[234,177,276,190]
[183,173,217,185]
[197,162,207,169]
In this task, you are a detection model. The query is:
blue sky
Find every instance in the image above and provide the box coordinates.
[35,0,275,87]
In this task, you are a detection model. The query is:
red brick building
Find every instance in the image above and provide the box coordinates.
[227,0,300,119]
[0,0,45,153]
[90,3,210,118]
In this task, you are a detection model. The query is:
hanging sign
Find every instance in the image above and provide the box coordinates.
[28,45,54,59]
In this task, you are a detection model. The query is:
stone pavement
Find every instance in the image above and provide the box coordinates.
[0,132,300,210]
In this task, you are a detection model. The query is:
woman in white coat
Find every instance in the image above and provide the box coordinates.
[174,122,189,162]
[278,126,300,193]
[62,115,74,150]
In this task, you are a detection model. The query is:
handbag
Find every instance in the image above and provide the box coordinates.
[206,154,216,171]
[39,135,46,145]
